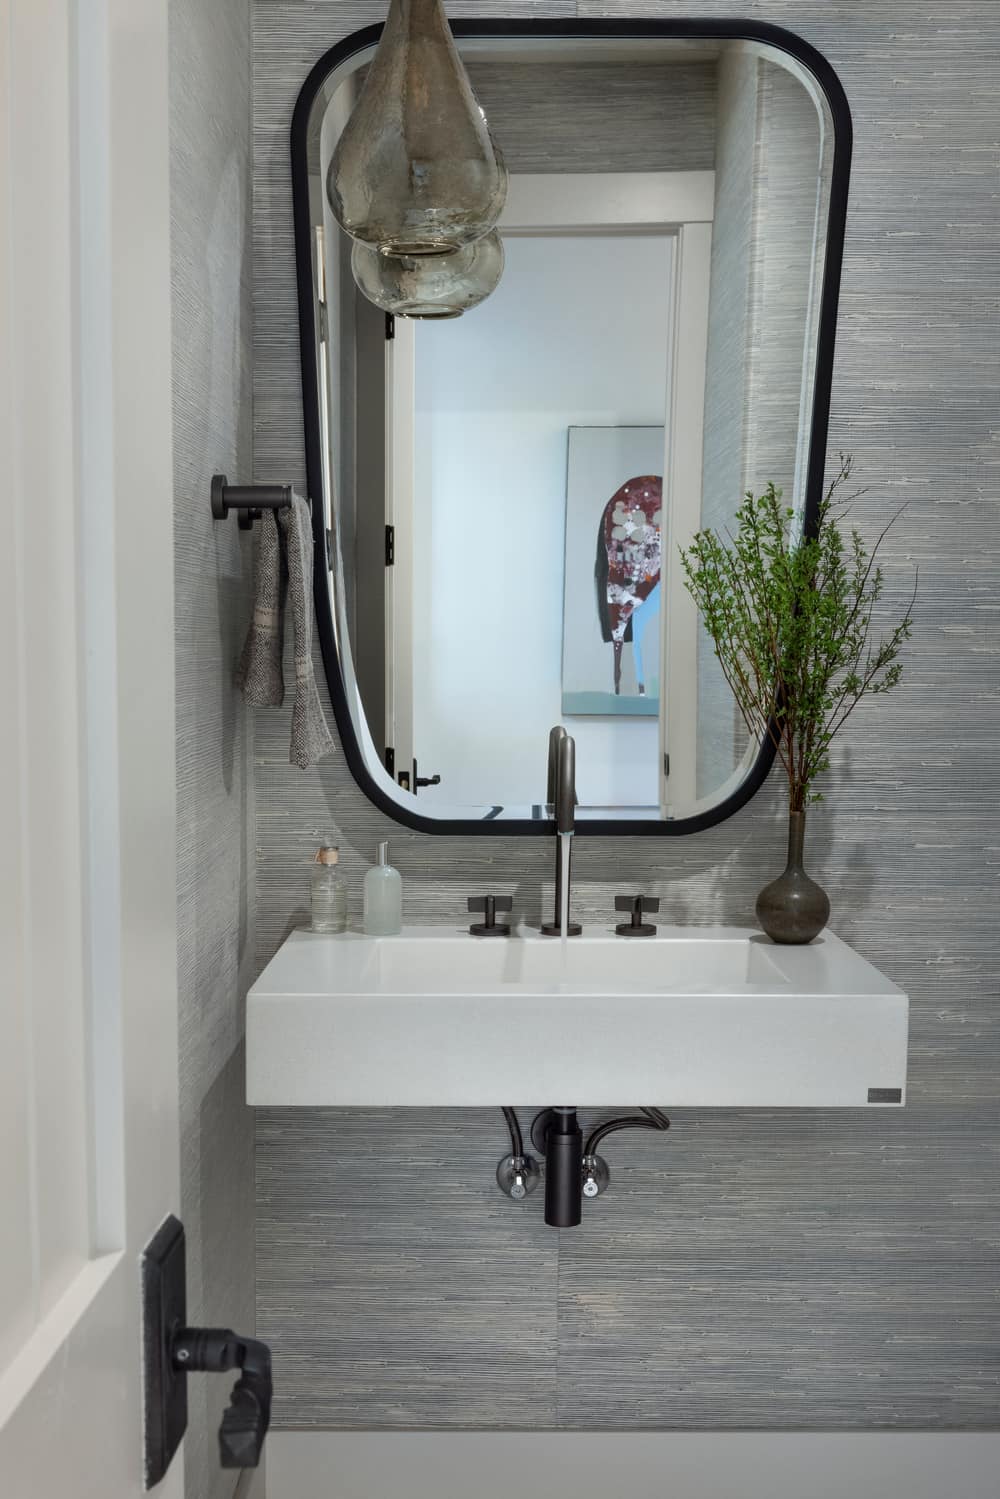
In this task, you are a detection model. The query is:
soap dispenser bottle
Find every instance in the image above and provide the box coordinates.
[310,842,347,933]
[363,840,402,936]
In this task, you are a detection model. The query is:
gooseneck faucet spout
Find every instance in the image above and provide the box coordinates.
[542,726,581,937]
[546,724,566,808]
[555,733,576,836]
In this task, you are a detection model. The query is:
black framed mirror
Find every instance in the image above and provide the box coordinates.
[291,18,852,836]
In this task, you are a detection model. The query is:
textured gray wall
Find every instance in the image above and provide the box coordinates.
[468,59,717,170]
[171,0,256,1493]
[251,0,1000,1430]
[746,61,827,499]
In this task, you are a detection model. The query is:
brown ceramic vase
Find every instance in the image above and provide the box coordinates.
[756,809,830,944]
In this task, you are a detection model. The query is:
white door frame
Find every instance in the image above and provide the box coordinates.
[385,322,417,785]
[501,174,715,818]
[501,176,716,819]
[660,218,713,817]
[388,171,714,808]
[0,1,181,1496]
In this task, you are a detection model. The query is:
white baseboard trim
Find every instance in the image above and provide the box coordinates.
[266,1431,1000,1499]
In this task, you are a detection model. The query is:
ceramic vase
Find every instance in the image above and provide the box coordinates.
[756,808,830,944]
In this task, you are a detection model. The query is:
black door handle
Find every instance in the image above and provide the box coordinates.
[172,1327,272,1468]
[413,758,441,791]
[142,1215,273,1486]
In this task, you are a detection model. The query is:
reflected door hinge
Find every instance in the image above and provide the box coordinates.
[385,312,395,340]
[663,752,670,778]
[385,524,395,566]
[326,527,335,572]
[385,746,395,777]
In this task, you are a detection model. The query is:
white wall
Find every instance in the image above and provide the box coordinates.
[169,0,256,1496]
[411,233,671,809]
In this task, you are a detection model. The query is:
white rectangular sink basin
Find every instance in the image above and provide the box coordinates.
[246,926,908,1108]
[339,932,786,993]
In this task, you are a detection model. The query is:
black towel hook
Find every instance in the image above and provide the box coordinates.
[211,473,293,530]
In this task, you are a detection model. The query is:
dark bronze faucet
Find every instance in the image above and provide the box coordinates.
[542,726,581,936]
[555,732,576,835]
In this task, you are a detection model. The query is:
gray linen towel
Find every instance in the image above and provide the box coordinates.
[235,508,285,706]
[236,494,335,769]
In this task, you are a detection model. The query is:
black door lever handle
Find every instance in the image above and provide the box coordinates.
[412,757,441,791]
[172,1327,272,1468]
[142,1215,273,1486]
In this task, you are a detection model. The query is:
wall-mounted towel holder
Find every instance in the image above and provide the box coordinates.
[211,473,293,530]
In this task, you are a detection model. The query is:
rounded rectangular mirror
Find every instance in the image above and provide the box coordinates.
[291,20,852,835]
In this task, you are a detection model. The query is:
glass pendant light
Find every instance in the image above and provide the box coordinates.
[327,0,508,257]
[351,231,504,319]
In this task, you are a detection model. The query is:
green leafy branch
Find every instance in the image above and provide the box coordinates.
[679,456,917,811]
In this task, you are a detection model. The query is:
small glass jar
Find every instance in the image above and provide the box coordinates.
[310,844,347,933]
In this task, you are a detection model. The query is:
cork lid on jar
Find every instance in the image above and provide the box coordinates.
[314,844,340,866]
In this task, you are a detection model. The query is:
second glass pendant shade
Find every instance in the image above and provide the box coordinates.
[328,0,508,257]
[351,232,504,319]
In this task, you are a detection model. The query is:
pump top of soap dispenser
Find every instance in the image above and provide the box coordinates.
[376,841,389,865]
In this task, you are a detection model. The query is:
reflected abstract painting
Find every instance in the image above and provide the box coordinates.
[562,426,664,717]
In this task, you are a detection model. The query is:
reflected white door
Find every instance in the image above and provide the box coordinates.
[0,1,181,1495]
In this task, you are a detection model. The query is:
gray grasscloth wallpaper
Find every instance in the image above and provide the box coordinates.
[171,0,256,1493]
[251,1,1000,1430]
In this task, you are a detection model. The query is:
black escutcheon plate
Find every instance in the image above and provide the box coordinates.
[141,1214,188,1489]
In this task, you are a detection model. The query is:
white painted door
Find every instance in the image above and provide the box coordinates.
[0,1,181,1496]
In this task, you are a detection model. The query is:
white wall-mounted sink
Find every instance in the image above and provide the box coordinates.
[246,926,908,1108]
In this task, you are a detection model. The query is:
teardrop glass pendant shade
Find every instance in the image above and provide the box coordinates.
[328,0,508,257]
[351,231,504,319]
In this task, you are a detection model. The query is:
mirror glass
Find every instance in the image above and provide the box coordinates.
[295,29,844,828]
